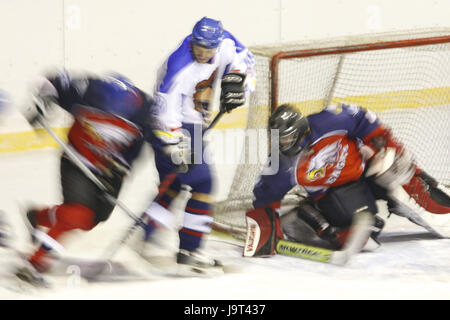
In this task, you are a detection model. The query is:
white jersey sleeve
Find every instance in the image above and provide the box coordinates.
[221,31,256,94]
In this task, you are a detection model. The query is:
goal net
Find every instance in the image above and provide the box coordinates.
[212,28,450,235]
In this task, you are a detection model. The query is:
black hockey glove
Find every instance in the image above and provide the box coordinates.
[220,72,246,113]
[22,97,51,127]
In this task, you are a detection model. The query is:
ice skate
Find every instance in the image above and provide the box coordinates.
[14,261,50,288]
[362,215,385,251]
[176,249,224,277]
[128,217,177,270]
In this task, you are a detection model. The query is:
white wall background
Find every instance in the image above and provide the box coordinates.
[0,0,450,132]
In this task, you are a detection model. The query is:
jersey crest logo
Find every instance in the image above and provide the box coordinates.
[307,167,326,181]
[306,140,341,181]
[193,69,217,119]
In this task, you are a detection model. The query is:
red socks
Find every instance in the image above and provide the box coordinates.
[30,203,96,271]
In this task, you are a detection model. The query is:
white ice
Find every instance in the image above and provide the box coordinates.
[0,147,449,300]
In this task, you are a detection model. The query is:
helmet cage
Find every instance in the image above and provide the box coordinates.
[270,105,310,156]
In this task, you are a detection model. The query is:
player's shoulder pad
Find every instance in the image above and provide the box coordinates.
[222,30,247,54]
[159,36,195,93]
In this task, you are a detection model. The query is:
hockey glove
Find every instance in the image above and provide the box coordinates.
[162,135,193,174]
[364,126,404,158]
[23,78,59,127]
[220,72,246,113]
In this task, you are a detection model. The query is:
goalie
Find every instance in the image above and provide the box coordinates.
[244,104,450,264]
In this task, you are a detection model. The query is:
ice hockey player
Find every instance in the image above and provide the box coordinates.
[140,17,255,274]
[18,69,153,285]
[244,104,450,265]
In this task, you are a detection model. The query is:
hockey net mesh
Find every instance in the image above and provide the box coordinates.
[213,29,450,234]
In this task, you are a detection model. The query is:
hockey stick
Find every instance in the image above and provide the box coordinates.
[275,239,334,263]
[276,211,374,265]
[205,109,225,131]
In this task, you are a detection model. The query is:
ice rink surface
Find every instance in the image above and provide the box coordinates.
[0,147,449,300]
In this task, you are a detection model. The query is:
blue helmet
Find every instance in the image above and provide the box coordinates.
[192,17,224,49]
[86,74,142,120]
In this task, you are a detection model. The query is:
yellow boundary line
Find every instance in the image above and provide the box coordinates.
[0,128,69,153]
[1,86,449,153]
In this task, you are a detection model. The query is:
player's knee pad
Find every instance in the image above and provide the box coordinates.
[145,201,175,229]
[55,203,96,231]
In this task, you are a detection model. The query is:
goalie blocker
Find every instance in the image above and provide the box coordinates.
[243,203,283,257]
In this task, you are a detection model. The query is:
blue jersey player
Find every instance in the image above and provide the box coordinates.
[17,69,153,285]
[141,17,255,275]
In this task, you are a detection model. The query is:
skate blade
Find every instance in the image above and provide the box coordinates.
[15,271,50,288]
[176,264,225,277]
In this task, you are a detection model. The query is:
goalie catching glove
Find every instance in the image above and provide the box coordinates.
[365,147,415,191]
[364,125,415,190]
[364,125,450,215]
[220,72,246,113]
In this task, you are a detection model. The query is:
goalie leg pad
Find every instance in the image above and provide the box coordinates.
[244,205,282,257]
[403,173,450,214]
[388,186,450,237]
